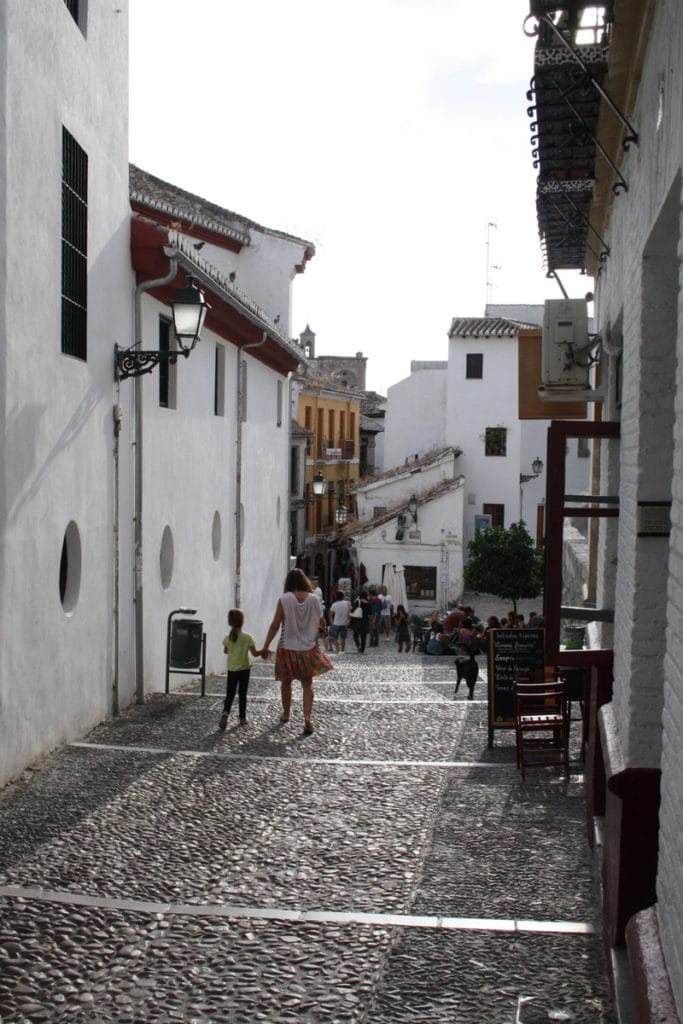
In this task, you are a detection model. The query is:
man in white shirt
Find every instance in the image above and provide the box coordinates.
[380,587,394,639]
[328,590,351,653]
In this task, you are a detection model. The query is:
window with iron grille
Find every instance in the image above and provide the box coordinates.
[61,127,88,360]
[214,343,225,416]
[373,506,387,519]
[485,426,507,456]
[158,318,177,409]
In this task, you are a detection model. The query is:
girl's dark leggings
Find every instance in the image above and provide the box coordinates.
[224,669,250,718]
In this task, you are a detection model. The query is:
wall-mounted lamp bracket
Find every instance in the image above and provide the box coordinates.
[114,343,190,381]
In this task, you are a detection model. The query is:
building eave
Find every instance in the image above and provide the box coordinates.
[130,215,309,375]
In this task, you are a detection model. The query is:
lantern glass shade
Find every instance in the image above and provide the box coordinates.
[312,473,326,496]
[335,505,348,526]
[408,495,418,520]
[171,276,210,351]
[532,457,543,476]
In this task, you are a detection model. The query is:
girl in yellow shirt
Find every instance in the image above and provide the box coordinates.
[219,609,264,729]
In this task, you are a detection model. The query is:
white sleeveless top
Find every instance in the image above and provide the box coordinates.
[280,591,323,651]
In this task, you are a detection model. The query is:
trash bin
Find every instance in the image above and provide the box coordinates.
[170,618,203,669]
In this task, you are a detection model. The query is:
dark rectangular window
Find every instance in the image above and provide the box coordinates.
[404,566,437,600]
[214,344,225,416]
[483,503,505,527]
[466,353,483,378]
[485,427,507,456]
[61,127,88,360]
[159,318,171,408]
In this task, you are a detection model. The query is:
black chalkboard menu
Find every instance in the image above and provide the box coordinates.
[487,629,545,746]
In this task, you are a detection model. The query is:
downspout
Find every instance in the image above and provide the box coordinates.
[234,332,269,608]
[132,254,179,704]
[112,386,122,717]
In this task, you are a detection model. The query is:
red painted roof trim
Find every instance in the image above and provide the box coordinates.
[130,199,244,253]
[130,217,302,375]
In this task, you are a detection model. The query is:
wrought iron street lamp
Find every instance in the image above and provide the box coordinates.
[115,276,211,381]
[519,457,544,520]
[520,457,544,485]
[408,495,418,524]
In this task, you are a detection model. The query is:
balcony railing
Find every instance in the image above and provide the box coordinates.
[316,439,356,459]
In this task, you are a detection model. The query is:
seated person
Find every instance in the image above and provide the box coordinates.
[426,630,451,655]
[427,608,443,630]
[443,606,465,634]
[409,613,424,651]
[463,605,481,625]
[457,617,481,655]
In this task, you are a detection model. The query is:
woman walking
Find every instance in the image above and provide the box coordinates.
[394,604,411,654]
[261,568,333,734]
[350,590,370,653]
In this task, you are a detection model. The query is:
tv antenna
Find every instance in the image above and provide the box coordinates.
[485,220,501,311]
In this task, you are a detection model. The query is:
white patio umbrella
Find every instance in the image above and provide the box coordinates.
[382,562,408,612]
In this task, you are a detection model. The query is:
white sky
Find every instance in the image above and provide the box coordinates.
[129,0,591,395]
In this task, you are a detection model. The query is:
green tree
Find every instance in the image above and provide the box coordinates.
[464,521,543,617]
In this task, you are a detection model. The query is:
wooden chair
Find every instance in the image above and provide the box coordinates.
[514,671,570,780]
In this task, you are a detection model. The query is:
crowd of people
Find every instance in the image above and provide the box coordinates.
[217,573,546,734]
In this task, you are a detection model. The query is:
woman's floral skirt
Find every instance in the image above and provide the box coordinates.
[275,646,333,685]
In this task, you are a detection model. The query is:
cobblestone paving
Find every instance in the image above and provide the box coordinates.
[0,636,615,1023]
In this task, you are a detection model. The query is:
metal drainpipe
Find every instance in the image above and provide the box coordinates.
[234,332,268,609]
[112,385,122,717]
[132,255,179,704]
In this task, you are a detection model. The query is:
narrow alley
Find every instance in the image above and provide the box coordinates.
[0,644,613,1023]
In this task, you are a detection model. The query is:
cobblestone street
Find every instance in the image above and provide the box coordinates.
[0,641,615,1023]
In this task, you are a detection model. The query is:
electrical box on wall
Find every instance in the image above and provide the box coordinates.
[541,299,589,387]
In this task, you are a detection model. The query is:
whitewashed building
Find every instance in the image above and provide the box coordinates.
[0,1,133,788]
[128,168,314,695]
[345,449,465,612]
[0,5,313,789]
[384,321,591,554]
[383,362,448,469]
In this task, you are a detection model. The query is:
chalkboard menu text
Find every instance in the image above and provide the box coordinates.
[487,628,545,746]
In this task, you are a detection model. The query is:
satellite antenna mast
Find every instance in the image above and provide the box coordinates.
[485,220,500,312]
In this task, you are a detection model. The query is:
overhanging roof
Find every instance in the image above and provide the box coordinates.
[131,216,309,375]
[448,317,537,338]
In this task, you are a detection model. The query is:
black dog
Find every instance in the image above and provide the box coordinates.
[454,652,479,700]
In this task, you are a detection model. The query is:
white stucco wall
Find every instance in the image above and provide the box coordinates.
[384,366,447,470]
[445,336,544,550]
[136,302,293,691]
[591,0,683,1003]
[205,231,309,337]
[0,1,133,786]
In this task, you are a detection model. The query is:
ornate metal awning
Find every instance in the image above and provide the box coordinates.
[525,2,635,274]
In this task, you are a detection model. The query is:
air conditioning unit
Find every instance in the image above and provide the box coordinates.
[538,298,603,402]
[542,299,589,387]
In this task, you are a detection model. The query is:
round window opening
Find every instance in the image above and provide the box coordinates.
[59,520,82,613]
[160,525,174,590]
[212,510,222,561]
